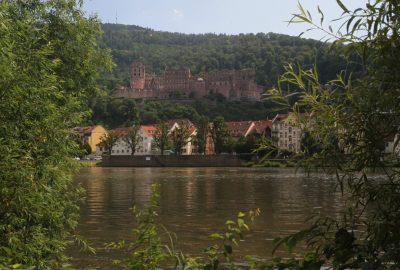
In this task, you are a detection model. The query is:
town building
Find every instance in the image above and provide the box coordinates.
[114,61,264,101]
[226,120,272,139]
[252,120,273,137]
[271,114,302,153]
[96,121,198,156]
[226,121,255,138]
[96,125,158,156]
[168,120,197,155]
[74,125,107,154]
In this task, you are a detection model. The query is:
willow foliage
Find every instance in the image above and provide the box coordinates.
[263,0,400,269]
[0,0,111,269]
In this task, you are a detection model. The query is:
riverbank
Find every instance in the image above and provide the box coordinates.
[79,160,101,167]
[99,155,245,167]
[96,155,298,168]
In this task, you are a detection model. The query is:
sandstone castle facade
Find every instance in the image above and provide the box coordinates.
[114,61,264,101]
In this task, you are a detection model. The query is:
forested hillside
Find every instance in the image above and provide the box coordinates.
[89,24,363,127]
[98,23,359,92]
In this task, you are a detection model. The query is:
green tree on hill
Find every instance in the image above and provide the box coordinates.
[194,115,210,154]
[99,130,120,158]
[170,121,192,156]
[122,125,142,156]
[210,116,230,154]
[153,122,171,155]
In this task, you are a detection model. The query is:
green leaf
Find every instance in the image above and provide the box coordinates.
[224,244,233,254]
[210,233,224,239]
[336,0,349,13]
[317,5,324,25]
[237,212,246,218]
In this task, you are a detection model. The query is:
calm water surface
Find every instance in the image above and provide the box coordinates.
[71,167,345,268]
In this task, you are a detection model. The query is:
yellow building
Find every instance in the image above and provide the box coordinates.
[74,125,107,153]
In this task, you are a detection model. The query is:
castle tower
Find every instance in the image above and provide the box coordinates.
[130,61,145,89]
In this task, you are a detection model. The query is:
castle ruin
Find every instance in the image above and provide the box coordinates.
[114,61,264,101]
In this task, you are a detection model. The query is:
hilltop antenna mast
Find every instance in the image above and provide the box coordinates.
[115,10,118,24]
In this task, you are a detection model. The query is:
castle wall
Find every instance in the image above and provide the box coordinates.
[189,78,206,98]
[130,62,145,89]
[115,62,264,101]
[164,68,191,91]
[114,87,158,99]
[204,70,234,98]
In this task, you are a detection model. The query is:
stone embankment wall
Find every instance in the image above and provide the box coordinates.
[100,155,248,167]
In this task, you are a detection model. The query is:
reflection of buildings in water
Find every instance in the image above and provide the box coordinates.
[184,168,198,213]
[132,168,154,206]
[82,167,106,224]
[204,178,216,211]
[108,169,133,210]
[240,173,256,207]
[185,179,196,212]
[203,168,217,211]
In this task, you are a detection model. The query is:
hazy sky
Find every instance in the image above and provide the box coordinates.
[83,0,365,39]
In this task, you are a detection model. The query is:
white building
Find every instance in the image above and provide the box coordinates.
[97,125,158,156]
[97,120,198,156]
[169,120,197,155]
[271,114,302,153]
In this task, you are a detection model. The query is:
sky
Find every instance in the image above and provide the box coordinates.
[83,0,365,40]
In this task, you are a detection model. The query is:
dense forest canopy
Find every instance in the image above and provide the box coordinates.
[97,23,361,93]
[89,95,275,128]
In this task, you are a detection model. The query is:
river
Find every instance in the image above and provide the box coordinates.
[70,167,345,269]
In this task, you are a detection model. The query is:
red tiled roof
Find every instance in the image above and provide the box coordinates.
[226,121,254,137]
[188,127,197,135]
[141,125,157,137]
[253,120,272,134]
[273,113,290,122]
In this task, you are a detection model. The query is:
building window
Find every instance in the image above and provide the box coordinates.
[112,150,115,153]
[285,132,287,138]
[289,127,292,133]
[122,150,124,153]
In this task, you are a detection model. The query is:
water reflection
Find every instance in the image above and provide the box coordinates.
[71,167,345,269]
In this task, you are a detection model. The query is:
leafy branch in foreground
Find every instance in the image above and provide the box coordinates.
[261,0,400,269]
[0,0,112,269]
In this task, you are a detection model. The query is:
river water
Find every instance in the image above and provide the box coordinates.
[70,167,345,269]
